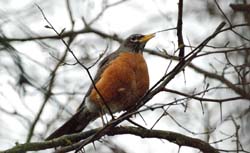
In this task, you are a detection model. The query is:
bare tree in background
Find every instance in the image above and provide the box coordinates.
[0,0,249,153]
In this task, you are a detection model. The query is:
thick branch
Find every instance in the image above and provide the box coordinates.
[1,127,218,153]
[230,4,250,12]
[109,127,219,153]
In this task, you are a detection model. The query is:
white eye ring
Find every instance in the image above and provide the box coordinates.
[130,36,137,42]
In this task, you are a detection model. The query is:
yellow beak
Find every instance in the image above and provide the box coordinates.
[139,33,155,43]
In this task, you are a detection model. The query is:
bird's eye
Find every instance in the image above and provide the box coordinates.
[130,36,137,42]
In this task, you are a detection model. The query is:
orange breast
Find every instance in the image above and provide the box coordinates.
[89,52,149,112]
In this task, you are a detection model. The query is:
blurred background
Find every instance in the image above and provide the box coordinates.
[0,0,249,152]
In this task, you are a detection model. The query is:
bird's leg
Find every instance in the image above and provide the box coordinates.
[99,109,107,127]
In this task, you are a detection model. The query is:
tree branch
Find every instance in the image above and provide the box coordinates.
[177,0,185,58]
[1,126,218,153]
[5,26,122,43]
[230,4,250,12]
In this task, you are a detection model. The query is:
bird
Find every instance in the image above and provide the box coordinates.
[46,33,154,140]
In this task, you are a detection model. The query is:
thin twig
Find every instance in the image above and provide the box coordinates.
[36,4,114,118]
[177,0,185,58]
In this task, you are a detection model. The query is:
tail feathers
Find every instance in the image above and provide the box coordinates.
[46,107,98,140]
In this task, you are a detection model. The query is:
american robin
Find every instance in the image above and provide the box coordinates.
[46,33,154,140]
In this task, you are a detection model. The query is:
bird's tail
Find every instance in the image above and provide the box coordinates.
[46,107,98,140]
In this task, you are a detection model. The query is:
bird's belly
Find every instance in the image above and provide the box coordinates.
[88,52,149,113]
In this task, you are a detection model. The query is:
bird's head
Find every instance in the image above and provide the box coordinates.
[119,33,155,53]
